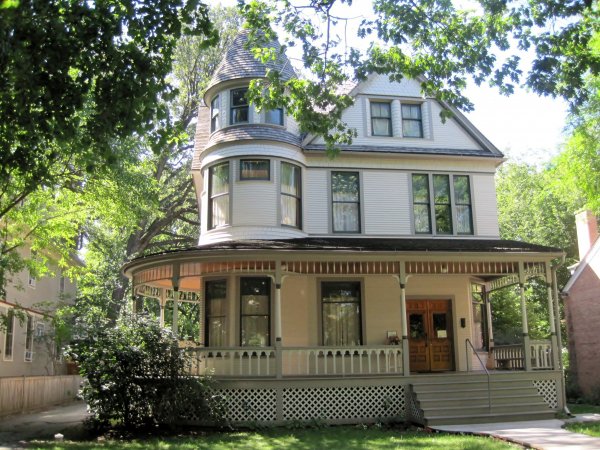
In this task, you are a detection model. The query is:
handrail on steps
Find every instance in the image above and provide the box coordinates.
[465,338,491,412]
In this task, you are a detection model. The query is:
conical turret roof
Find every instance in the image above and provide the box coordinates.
[204,30,296,98]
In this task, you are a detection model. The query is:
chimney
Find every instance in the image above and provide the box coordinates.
[575,210,599,260]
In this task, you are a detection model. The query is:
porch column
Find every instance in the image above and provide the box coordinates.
[518,262,532,371]
[172,264,180,336]
[545,262,560,370]
[159,289,166,328]
[399,263,410,376]
[274,261,283,379]
[552,265,567,410]
[484,286,494,352]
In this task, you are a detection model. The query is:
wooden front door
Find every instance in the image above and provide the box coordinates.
[407,300,454,372]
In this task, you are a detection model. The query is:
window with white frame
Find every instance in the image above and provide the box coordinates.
[210,95,220,132]
[25,315,33,362]
[402,103,423,138]
[3,309,14,360]
[205,279,227,347]
[265,107,283,125]
[208,162,230,229]
[240,278,270,347]
[281,162,301,228]
[321,281,362,346]
[411,173,473,235]
[332,171,360,233]
[370,101,392,136]
[230,88,249,124]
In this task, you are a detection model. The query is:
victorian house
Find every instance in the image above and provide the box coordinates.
[124,31,565,426]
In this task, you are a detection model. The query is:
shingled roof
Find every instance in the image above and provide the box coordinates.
[205,30,296,96]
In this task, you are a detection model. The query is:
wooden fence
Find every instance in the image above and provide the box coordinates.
[0,375,82,417]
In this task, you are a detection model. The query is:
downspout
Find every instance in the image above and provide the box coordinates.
[552,254,571,415]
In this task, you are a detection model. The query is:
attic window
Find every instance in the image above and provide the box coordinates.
[371,102,392,136]
[265,108,283,125]
[402,104,423,138]
[230,88,249,124]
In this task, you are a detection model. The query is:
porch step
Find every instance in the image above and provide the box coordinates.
[410,374,557,426]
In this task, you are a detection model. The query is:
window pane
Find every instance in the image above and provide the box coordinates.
[265,108,283,125]
[231,107,248,123]
[453,175,471,204]
[241,295,269,315]
[211,96,219,132]
[207,318,226,347]
[281,195,299,227]
[402,104,421,119]
[413,204,431,233]
[322,282,361,346]
[435,204,452,234]
[211,195,229,227]
[456,204,473,234]
[412,174,429,203]
[281,163,300,195]
[409,313,426,339]
[433,175,450,203]
[241,160,270,180]
[333,203,360,232]
[332,172,359,201]
[372,118,391,136]
[231,88,248,106]
[210,164,229,195]
[371,102,391,118]
[403,120,422,138]
[241,316,269,346]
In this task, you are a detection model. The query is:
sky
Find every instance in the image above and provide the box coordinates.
[212,0,570,165]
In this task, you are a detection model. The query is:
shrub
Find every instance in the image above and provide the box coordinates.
[67,314,224,429]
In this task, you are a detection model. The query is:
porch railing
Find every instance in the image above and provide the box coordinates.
[493,340,553,370]
[185,345,403,378]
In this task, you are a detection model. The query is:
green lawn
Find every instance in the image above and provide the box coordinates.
[564,422,600,438]
[567,403,600,414]
[29,427,519,450]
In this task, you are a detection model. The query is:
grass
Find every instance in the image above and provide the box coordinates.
[28,426,519,450]
[564,422,600,438]
[567,403,600,414]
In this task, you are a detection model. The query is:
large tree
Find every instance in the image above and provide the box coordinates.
[240,0,599,152]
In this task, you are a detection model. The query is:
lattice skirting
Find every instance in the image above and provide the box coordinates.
[209,384,407,425]
[532,379,558,409]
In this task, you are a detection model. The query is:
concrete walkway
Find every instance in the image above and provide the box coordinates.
[2,402,600,449]
[434,414,600,449]
[0,402,89,449]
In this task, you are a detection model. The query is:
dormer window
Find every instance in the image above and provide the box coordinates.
[402,104,423,138]
[371,102,392,136]
[210,96,220,132]
[230,88,249,124]
[265,107,284,126]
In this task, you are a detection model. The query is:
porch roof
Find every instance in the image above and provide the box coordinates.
[136,237,562,258]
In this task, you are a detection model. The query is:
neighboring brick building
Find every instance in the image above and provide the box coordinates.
[563,210,600,398]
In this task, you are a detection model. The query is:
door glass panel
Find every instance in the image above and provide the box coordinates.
[432,313,448,338]
[409,313,426,339]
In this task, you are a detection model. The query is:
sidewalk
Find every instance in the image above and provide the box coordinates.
[0,402,89,449]
[434,414,600,450]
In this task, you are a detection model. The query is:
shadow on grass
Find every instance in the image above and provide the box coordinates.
[29,425,517,450]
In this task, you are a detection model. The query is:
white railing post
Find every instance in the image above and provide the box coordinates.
[545,262,560,370]
[518,262,532,371]
[399,263,410,376]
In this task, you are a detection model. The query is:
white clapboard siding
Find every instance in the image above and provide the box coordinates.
[363,171,411,235]
[201,145,304,167]
[304,170,329,234]
[473,174,500,237]
[200,226,306,244]
[232,161,278,227]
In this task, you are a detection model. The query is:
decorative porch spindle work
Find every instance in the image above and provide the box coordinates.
[134,285,201,302]
[493,340,553,370]
[487,262,547,291]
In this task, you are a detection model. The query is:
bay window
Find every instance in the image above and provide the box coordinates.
[240,278,270,347]
[265,108,283,125]
[240,159,270,181]
[208,162,229,229]
[281,162,301,228]
[321,282,362,346]
[332,171,360,233]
